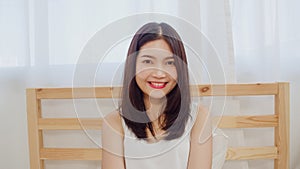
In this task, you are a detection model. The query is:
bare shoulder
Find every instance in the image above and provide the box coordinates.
[102,111,125,168]
[191,103,211,141]
[196,104,209,119]
[188,103,212,169]
[103,110,123,135]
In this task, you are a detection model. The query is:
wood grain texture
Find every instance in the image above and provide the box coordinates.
[213,115,278,128]
[34,83,278,99]
[26,82,290,169]
[38,118,102,130]
[40,148,102,160]
[27,89,44,169]
[226,146,278,160]
[274,82,290,169]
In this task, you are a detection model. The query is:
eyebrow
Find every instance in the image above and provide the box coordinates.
[140,55,174,60]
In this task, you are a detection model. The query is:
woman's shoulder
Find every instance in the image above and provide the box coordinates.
[190,103,211,142]
[196,104,209,116]
[103,110,124,135]
[190,102,209,121]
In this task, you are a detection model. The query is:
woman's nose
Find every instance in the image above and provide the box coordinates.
[152,68,166,78]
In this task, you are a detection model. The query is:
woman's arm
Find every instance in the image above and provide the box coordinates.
[187,105,213,169]
[102,111,126,169]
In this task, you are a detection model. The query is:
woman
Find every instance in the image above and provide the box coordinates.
[102,22,212,169]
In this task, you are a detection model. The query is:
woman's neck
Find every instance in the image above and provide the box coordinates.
[144,95,167,122]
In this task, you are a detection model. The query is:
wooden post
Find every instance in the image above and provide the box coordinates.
[27,89,44,169]
[274,82,290,169]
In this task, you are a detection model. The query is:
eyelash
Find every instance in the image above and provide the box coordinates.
[166,61,175,65]
[142,60,153,64]
[141,59,175,65]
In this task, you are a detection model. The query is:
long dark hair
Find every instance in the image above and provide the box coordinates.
[120,22,191,140]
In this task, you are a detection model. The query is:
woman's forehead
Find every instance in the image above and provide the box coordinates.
[137,48,174,59]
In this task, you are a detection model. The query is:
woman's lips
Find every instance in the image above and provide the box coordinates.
[148,82,167,89]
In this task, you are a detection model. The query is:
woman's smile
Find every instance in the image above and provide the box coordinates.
[148,82,167,89]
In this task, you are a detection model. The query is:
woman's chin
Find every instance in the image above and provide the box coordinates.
[148,90,167,100]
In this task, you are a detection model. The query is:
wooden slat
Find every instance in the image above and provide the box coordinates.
[27,89,44,169]
[34,83,278,99]
[37,99,45,169]
[274,82,290,169]
[38,118,102,130]
[40,148,102,160]
[191,83,278,96]
[226,146,278,160]
[213,115,278,128]
[35,87,122,99]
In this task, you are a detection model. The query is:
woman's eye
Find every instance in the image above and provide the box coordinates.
[166,60,175,65]
[142,60,152,64]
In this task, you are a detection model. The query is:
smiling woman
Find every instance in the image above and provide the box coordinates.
[102,22,212,169]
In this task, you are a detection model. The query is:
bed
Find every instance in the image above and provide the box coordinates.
[26,82,289,169]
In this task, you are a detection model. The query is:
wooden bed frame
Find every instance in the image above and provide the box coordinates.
[26,82,289,169]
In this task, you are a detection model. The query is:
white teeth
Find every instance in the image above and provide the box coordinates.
[151,82,164,87]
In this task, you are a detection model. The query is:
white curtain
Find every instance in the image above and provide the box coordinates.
[230,1,300,169]
[0,0,299,169]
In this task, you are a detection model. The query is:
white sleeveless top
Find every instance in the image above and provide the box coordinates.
[121,103,198,169]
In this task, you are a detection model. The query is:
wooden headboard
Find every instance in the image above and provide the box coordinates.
[26,82,289,169]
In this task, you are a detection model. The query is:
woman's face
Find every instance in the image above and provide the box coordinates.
[135,39,178,100]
